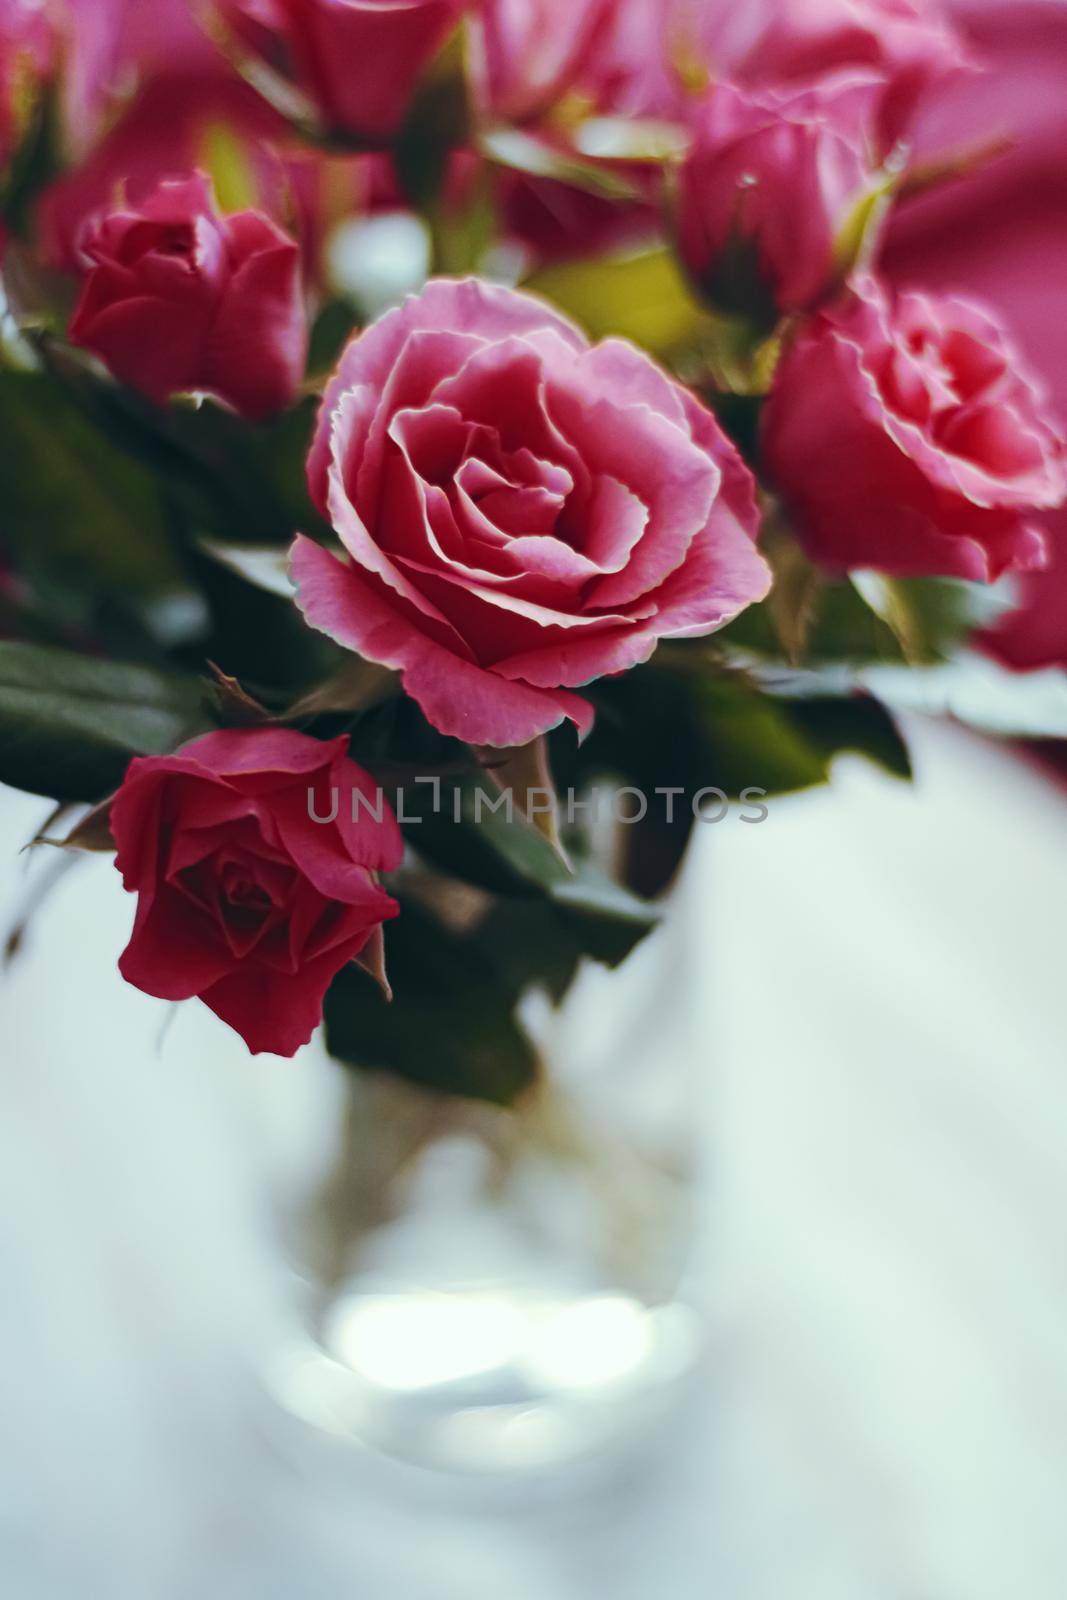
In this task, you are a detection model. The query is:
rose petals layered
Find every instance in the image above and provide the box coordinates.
[69,172,307,419]
[111,728,402,1057]
[292,278,771,747]
[762,274,1067,579]
[678,78,880,319]
[884,0,1067,667]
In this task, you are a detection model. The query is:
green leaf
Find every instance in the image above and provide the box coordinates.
[307,299,359,376]
[831,168,900,284]
[0,642,211,801]
[395,23,474,208]
[474,872,656,1009]
[480,126,640,202]
[399,767,659,925]
[429,163,498,276]
[525,246,706,357]
[0,367,189,619]
[723,572,1003,667]
[1,75,63,239]
[323,899,539,1105]
[549,660,911,886]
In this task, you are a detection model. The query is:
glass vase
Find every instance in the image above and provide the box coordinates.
[270,884,709,1481]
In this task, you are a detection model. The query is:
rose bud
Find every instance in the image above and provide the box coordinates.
[291,278,771,748]
[677,78,881,323]
[692,0,971,155]
[38,70,371,291]
[69,172,307,419]
[215,0,466,143]
[762,274,1067,580]
[111,729,402,1058]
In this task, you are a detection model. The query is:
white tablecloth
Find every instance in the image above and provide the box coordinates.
[2,716,1066,1600]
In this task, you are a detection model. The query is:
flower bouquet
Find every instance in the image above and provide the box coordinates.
[3,0,1066,1471]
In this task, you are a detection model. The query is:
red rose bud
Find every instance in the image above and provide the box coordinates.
[216,0,466,143]
[111,729,403,1058]
[69,172,307,419]
[292,278,771,749]
[762,274,1067,581]
[677,78,883,323]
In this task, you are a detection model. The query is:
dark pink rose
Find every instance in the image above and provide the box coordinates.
[38,70,371,287]
[762,274,1067,579]
[39,72,291,272]
[291,278,770,747]
[692,0,970,153]
[111,728,402,1057]
[471,0,616,122]
[69,172,307,419]
[677,78,880,319]
[216,0,466,142]
[884,0,1067,667]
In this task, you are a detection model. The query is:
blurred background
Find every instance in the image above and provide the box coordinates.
[4,710,1067,1600]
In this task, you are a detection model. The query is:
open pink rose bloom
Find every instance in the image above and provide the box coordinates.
[763,274,1067,579]
[293,279,772,747]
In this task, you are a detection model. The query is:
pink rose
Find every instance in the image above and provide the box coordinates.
[471,0,616,122]
[111,728,402,1057]
[677,78,880,319]
[216,0,466,142]
[884,0,1067,667]
[69,172,307,419]
[692,0,970,153]
[39,71,290,272]
[37,69,371,287]
[762,274,1067,579]
[291,278,770,747]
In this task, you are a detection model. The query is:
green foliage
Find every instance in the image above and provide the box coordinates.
[525,246,707,357]
[324,899,540,1105]
[395,24,475,208]
[0,367,190,630]
[0,642,210,801]
[724,565,1009,668]
[0,77,63,239]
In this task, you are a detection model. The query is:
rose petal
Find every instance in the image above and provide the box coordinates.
[291,534,594,745]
